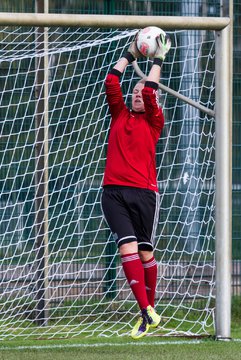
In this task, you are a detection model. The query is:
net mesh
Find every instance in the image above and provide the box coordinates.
[0,26,216,340]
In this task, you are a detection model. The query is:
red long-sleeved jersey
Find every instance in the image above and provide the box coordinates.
[103,73,165,192]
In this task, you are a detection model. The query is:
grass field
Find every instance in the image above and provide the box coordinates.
[0,328,240,360]
[0,336,241,360]
[0,298,240,360]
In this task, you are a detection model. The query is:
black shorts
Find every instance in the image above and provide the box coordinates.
[101,186,160,251]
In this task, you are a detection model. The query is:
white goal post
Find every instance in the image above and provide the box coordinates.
[0,13,232,340]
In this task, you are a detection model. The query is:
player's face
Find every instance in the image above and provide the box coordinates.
[132,82,145,112]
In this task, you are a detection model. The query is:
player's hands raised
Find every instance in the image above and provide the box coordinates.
[154,33,171,61]
[127,33,142,59]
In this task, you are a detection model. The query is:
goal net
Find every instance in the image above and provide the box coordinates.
[0,23,218,340]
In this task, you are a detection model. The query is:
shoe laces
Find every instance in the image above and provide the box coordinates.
[138,315,148,332]
[142,307,153,324]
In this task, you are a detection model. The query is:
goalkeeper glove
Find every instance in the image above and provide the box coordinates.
[123,32,142,63]
[153,33,171,66]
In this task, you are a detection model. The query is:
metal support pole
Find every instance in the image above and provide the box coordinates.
[103,0,117,300]
[132,62,215,117]
[35,0,49,326]
[215,25,232,340]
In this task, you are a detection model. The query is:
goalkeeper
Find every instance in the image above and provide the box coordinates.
[101,33,171,339]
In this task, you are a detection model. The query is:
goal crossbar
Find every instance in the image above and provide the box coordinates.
[0,12,230,30]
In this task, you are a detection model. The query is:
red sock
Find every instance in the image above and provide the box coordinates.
[121,253,149,310]
[142,257,157,308]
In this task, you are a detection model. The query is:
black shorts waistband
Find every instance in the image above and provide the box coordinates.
[103,185,157,193]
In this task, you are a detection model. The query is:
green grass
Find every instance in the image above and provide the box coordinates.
[0,298,216,340]
[0,324,240,360]
[0,297,240,360]
[0,336,241,360]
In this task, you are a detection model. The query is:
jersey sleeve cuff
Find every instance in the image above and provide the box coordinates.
[122,51,136,63]
[145,81,159,90]
[109,68,122,78]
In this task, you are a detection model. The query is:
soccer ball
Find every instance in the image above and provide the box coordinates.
[136,26,166,58]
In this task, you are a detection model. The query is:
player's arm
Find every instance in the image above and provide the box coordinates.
[142,34,171,131]
[146,33,171,85]
[113,35,142,74]
[105,37,141,120]
[142,81,164,132]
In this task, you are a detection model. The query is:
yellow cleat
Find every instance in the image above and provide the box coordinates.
[131,306,161,339]
[142,305,161,328]
[131,316,150,340]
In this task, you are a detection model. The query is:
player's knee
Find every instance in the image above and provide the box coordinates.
[119,241,138,256]
[138,249,154,262]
